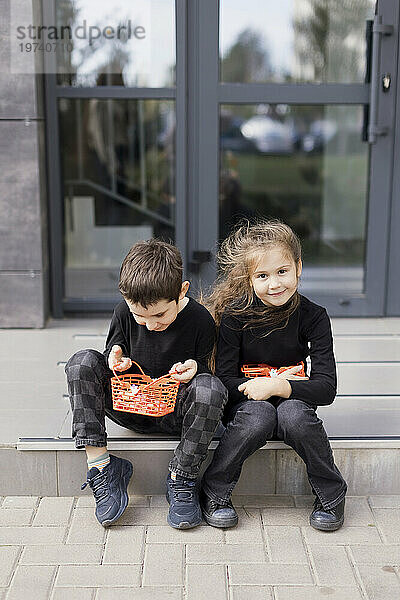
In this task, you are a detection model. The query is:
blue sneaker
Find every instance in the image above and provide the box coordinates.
[81,454,133,527]
[165,474,202,529]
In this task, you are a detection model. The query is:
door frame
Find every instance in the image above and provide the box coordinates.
[387,16,400,316]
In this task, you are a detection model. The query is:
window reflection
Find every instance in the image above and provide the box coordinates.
[56,0,175,87]
[60,98,175,297]
[220,0,375,84]
[220,104,369,293]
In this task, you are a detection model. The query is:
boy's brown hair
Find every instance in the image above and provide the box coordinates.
[119,239,183,307]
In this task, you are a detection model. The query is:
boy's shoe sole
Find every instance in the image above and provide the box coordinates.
[166,511,203,530]
[101,461,133,527]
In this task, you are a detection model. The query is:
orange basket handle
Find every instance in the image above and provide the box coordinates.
[141,371,178,391]
[112,359,146,387]
[112,360,178,397]
[112,359,146,380]
[133,371,179,397]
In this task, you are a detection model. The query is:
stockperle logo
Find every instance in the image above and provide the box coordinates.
[15,20,146,46]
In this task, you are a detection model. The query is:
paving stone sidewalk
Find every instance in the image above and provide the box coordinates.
[1,495,400,600]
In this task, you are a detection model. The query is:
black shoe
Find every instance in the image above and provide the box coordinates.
[165,474,202,529]
[310,498,345,531]
[200,489,238,528]
[81,454,133,527]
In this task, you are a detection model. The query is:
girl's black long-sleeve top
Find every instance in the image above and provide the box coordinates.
[216,294,337,410]
[103,297,215,378]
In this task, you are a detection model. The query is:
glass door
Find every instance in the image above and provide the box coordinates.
[192,0,398,316]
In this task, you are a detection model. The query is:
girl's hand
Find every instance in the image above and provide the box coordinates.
[238,377,283,401]
[108,345,132,372]
[276,365,309,381]
[169,359,198,383]
[238,365,310,401]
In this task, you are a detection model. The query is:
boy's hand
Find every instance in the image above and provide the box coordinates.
[169,359,198,383]
[108,345,132,372]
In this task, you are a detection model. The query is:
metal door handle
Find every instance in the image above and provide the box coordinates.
[361,19,373,142]
[367,15,393,144]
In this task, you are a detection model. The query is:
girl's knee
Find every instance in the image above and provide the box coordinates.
[277,399,319,436]
[235,402,277,443]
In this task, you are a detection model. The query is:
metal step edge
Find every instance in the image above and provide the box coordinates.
[16,436,400,451]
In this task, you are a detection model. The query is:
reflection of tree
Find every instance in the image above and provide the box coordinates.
[80,94,175,235]
[59,0,136,86]
[57,0,79,84]
[77,23,131,85]
[221,28,271,83]
[294,0,371,82]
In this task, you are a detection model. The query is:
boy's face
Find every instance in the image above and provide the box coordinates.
[125,282,189,332]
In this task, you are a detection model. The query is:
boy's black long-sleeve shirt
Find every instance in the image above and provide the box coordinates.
[216,294,337,409]
[104,297,215,377]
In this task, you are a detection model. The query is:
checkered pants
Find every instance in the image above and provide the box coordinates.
[65,349,227,479]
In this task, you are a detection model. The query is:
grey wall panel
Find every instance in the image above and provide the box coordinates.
[0,120,43,271]
[0,272,45,327]
[0,73,39,120]
[0,2,49,328]
[0,0,43,119]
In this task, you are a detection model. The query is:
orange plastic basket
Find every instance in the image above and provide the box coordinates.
[241,362,305,379]
[111,360,180,417]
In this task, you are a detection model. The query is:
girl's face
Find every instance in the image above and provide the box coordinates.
[250,246,302,307]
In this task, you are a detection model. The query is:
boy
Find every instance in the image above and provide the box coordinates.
[65,239,227,529]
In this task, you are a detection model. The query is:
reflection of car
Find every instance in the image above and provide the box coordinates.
[220,113,257,153]
[240,116,294,154]
[301,120,337,153]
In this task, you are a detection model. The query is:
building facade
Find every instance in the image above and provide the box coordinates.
[1,0,400,326]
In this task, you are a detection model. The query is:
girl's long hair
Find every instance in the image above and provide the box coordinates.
[205,219,302,334]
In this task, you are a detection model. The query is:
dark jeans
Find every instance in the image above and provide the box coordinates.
[65,349,227,480]
[202,398,347,510]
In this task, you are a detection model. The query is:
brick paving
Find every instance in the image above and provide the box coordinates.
[0,495,400,599]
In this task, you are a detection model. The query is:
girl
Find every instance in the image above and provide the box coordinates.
[200,220,347,530]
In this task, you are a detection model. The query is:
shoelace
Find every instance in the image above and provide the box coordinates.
[171,480,196,503]
[207,498,233,511]
[81,469,109,503]
[313,499,336,515]
[206,499,220,512]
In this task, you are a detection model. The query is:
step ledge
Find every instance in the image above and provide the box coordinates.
[16,436,400,451]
